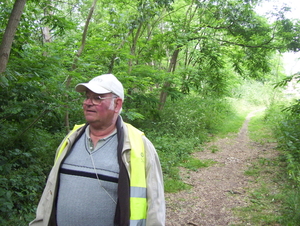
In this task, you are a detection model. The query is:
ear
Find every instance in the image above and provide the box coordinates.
[114,97,123,113]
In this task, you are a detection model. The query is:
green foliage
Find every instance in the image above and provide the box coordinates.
[275,17,300,52]
[280,187,300,225]
[132,95,237,192]
[234,153,284,225]
[0,0,299,224]
[209,145,220,153]
[214,97,251,137]
[232,80,279,106]
[179,157,216,171]
[164,177,191,193]
[0,39,82,225]
[263,99,300,225]
[157,95,236,136]
[0,123,65,225]
[266,101,300,183]
[234,104,300,226]
[247,110,276,144]
[153,136,198,178]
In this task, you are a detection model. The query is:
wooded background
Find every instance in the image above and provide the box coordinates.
[1,0,300,225]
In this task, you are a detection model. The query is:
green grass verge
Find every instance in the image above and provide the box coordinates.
[247,110,276,144]
[232,110,300,225]
[164,157,216,193]
[215,98,259,138]
[232,155,284,225]
[179,157,216,171]
[164,178,192,193]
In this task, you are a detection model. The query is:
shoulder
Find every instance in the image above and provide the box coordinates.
[121,122,155,151]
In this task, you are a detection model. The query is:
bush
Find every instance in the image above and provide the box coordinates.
[0,123,65,225]
[267,100,300,184]
[264,100,300,226]
[130,95,236,189]
[140,95,235,139]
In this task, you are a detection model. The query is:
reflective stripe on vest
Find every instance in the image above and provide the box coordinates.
[54,123,147,225]
[125,123,147,226]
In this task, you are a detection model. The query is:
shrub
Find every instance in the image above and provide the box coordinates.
[0,123,65,225]
[130,95,235,188]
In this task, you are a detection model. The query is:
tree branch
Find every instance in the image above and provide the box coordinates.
[216,37,274,48]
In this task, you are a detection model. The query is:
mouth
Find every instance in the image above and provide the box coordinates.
[85,108,97,113]
[86,109,96,112]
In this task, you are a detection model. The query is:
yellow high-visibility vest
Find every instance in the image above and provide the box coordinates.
[54,124,85,164]
[126,123,147,226]
[55,123,147,226]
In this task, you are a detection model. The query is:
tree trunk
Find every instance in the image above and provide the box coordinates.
[42,27,52,43]
[158,46,181,110]
[128,22,143,73]
[64,0,98,132]
[70,0,98,75]
[108,30,133,73]
[0,0,27,73]
[42,1,53,58]
[42,2,53,44]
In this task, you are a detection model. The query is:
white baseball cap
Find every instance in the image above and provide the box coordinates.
[75,74,124,100]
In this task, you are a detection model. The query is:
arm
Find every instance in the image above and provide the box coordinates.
[144,137,166,226]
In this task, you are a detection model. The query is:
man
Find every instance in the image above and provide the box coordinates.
[30,74,165,226]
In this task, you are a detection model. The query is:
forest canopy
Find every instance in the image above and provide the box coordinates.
[0,0,299,224]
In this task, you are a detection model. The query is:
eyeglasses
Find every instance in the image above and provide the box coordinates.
[83,94,117,105]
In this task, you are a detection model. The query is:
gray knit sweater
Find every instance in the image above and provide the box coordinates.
[56,132,119,226]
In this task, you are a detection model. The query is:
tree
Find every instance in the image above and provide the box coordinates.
[0,0,27,73]
[1,1,300,224]
[64,0,99,132]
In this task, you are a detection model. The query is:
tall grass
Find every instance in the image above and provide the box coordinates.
[266,101,300,184]
[263,99,300,225]
[134,80,276,193]
[230,79,300,225]
[135,95,245,192]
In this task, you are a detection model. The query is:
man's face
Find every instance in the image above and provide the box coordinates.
[82,90,120,128]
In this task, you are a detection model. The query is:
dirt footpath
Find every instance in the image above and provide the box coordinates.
[165,109,277,226]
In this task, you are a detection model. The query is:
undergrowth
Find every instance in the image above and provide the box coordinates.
[265,100,300,225]
[233,104,300,226]
[235,155,285,225]
[232,111,284,225]
[136,95,253,193]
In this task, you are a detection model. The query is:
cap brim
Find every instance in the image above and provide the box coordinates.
[75,83,111,94]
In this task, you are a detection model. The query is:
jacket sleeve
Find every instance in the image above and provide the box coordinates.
[29,126,85,226]
[144,137,166,226]
[29,137,69,226]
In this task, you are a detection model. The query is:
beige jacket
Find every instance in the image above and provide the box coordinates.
[29,121,165,226]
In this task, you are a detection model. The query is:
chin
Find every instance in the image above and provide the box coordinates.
[84,116,95,123]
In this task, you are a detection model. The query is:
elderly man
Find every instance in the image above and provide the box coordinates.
[30,74,165,226]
